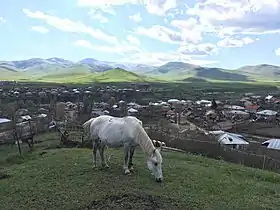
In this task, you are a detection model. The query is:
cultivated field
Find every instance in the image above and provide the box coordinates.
[1,134,280,209]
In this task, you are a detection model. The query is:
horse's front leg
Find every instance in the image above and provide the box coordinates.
[128,147,135,172]
[99,145,109,168]
[123,145,130,175]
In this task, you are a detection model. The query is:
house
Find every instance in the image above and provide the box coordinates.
[217,133,249,149]
[208,130,249,149]
[256,110,278,120]
[265,95,273,103]
[261,139,280,150]
[245,105,260,114]
[128,108,138,116]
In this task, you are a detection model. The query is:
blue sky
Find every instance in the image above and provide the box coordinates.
[0,0,280,69]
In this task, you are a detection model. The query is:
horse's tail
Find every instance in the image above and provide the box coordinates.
[82,118,95,133]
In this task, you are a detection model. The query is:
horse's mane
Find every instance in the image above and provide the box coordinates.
[133,122,156,156]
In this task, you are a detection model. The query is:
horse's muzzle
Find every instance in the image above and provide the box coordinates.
[155,178,163,183]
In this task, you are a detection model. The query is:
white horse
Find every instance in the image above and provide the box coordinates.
[82,115,164,182]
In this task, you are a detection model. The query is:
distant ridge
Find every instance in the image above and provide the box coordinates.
[0,57,280,82]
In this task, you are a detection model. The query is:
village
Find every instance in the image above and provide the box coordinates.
[0,82,280,173]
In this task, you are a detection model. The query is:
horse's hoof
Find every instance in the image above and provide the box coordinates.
[92,165,98,169]
[103,164,110,168]
[128,166,134,172]
[124,169,131,175]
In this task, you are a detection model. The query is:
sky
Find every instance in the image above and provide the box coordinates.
[0,0,280,69]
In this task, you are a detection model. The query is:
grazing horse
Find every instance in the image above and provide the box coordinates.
[82,115,164,182]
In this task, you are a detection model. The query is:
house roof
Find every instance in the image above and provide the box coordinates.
[128,108,138,113]
[246,105,259,110]
[228,110,249,115]
[0,118,11,124]
[262,139,280,150]
[265,95,273,100]
[257,110,278,116]
[218,133,249,145]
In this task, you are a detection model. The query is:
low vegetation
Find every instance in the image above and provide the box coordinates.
[1,134,280,209]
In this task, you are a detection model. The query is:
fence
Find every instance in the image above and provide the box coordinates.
[146,128,280,173]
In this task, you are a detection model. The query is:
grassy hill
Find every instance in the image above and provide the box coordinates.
[1,68,150,83]
[1,62,280,84]
[38,68,151,83]
[92,68,148,82]
[2,57,280,83]
[0,67,26,80]
[1,134,280,209]
[236,64,280,82]
[147,63,252,82]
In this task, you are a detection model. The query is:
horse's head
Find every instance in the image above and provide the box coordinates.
[147,147,163,182]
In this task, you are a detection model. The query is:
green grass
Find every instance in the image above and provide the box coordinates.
[1,133,280,209]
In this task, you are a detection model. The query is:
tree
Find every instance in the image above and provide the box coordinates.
[6,103,22,155]
[107,97,116,112]
[211,99,217,110]
[174,103,183,125]
[119,101,127,117]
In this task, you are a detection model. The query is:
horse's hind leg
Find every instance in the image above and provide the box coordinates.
[128,147,136,171]
[92,141,98,169]
[99,145,109,168]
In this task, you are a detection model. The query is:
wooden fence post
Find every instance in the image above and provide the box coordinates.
[262,155,266,169]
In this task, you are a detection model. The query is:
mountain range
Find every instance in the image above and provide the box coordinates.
[1,57,280,83]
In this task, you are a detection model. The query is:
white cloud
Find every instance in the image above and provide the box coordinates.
[73,39,141,54]
[77,0,135,7]
[129,13,142,22]
[275,48,280,56]
[88,11,108,23]
[73,40,93,49]
[135,25,186,44]
[218,37,258,48]
[135,23,205,44]
[143,0,177,16]
[121,51,217,66]
[23,8,118,45]
[179,43,217,56]
[170,17,203,43]
[0,16,6,23]
[186,0,280,35]
[126,35,140,46]
[31,26,49,34]
[77,0,136,15]
[77,0,178,16]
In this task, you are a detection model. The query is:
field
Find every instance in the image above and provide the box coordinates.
[1,134,280,209]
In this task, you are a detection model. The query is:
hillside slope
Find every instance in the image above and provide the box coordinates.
[2,56,280,82]
[1,57,280,82]
[1,134,280,209]
[195,67,251,81]
[0,67,25,80]
[35,68,149,83]
[236,64,280,80]
[92,68,148,82]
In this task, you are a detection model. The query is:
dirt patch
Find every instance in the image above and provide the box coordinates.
[86,193,169,210]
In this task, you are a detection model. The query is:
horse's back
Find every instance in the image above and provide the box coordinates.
[91,115,140,147]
